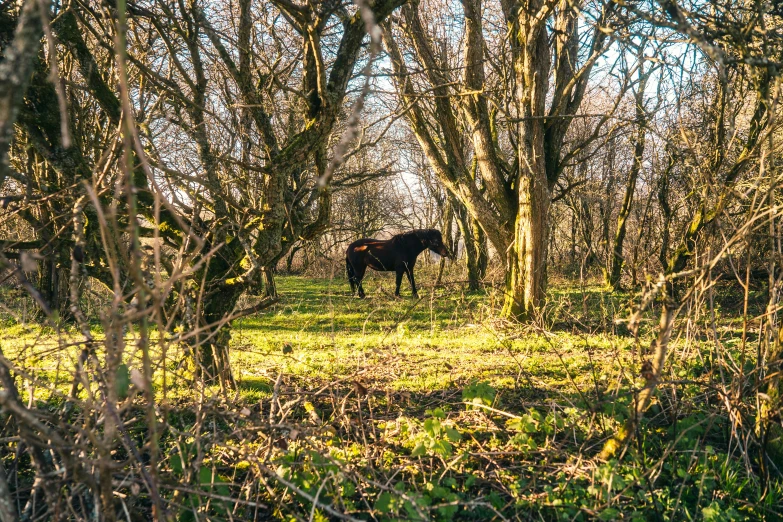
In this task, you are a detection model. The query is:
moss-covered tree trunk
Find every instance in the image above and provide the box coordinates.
[454,199,486,291]
[197,285,245,389]
[757,323,783,478]
[501,0,551,319]
[469,217,488,291]
[436,201,454,287]
[503,173,551,318]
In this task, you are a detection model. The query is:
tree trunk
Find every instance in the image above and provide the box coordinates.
[758,322,783,478]
[758,187,783,483]
[263,268,277,298]
[37,254,69,317]
[285,245,302,273]
[473,217,488,285]
[658,149,674,271]
[503,174,550,319]
[607,66,648,290]
[502,0,551,319]
[570,208,577,271]
[455,202,487,292]
[599,132,617,271]
[436,201,454,287]
[197,285,244,390]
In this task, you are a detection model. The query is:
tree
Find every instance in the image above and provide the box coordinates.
[385,0,618,319]
[601,0,782,460]
[0,0,407,387]
[606,44,656,289]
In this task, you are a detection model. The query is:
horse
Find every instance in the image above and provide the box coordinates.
[345,229,453,298]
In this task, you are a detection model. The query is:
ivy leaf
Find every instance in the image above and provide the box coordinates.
[375,492,394,514]
[116,364,130,399]
[445,427,462,442]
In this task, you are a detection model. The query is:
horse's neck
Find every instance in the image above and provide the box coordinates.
[405,236,426,256]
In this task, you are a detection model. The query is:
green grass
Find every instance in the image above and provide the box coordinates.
[2,274,781,521]
[227,276,781,521]
[231,276,635,399]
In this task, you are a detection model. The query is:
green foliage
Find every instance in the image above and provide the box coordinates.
[116,363,130,399]
[4,276,782,521]
[410,408,462,458]
[169,441,232,520]
[462,380,496,408]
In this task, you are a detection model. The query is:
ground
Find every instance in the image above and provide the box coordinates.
[232,276,634,399]
[1,273,781,521]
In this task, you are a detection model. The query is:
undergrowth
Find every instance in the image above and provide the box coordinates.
[1,273,781,521]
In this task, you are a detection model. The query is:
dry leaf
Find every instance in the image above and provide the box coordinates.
[640,360,654,382]
[130,368,145,390]
[20,251,38,272]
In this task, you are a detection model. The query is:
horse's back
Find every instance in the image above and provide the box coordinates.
[346,237,397,271]
[347,237,386,255]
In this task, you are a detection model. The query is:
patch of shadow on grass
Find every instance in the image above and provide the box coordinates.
[237,377,275,396]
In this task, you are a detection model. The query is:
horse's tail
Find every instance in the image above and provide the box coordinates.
[346,257,356,294]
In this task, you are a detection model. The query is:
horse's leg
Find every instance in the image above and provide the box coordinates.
[395,268,404,297]
[406,264,419,298]
[355,264,367,298]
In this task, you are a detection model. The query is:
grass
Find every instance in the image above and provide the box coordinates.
[218,275,780,520]
[1,273,781,521]
[231,276,634,399]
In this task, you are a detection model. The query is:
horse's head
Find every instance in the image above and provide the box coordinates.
[420,229,454,259]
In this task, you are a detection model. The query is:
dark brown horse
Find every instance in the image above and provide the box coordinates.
[346,229,453,298]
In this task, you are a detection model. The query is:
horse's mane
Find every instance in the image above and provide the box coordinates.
[390,229,433,244]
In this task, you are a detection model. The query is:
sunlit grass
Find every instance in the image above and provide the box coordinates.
[231,276,638,404]
[2,274,778,519]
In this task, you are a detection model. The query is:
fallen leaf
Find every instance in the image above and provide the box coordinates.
[640,360,654,382]
[20,252,38,272]
[130,368,145,390]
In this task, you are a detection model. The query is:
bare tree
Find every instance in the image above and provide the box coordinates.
[384,0,619,318]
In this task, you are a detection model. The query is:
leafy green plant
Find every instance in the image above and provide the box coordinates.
[411,408,462,458]
[462,380,496,408]
[170,442,232,521]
